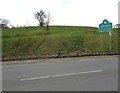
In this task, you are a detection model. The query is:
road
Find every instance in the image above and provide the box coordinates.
[2,55,118,91]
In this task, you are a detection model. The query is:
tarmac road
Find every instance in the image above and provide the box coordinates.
[2,55,118,91]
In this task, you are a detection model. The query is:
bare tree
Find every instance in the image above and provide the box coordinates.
[46,12,51,33]
[34,10,46,26]
[0,18,9,28]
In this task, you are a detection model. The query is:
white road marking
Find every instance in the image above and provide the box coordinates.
[20,70,103,81]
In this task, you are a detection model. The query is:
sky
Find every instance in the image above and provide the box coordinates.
[118,2,120,24]
[0,0,119,27]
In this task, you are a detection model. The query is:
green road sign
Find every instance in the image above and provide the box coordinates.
[99,19,112,32]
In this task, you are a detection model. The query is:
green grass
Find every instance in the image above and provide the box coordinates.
[2,26,120,60]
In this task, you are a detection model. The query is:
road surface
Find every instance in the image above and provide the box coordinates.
[2,55,118,91]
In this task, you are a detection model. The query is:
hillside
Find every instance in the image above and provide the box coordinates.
[2,26,119,61]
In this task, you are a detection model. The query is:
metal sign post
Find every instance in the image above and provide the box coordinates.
[100,32,103,49]
[109,32,112,51]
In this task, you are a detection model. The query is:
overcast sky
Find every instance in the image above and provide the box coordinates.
[0,0,119,27]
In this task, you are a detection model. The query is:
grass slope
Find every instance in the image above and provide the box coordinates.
[2,26,119,60]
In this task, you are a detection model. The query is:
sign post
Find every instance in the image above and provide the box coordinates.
[100,32,103,49]
[99,19,112,51]
[109,32,112,51]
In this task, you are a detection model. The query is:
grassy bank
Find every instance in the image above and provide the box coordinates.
[2,26,120,61]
